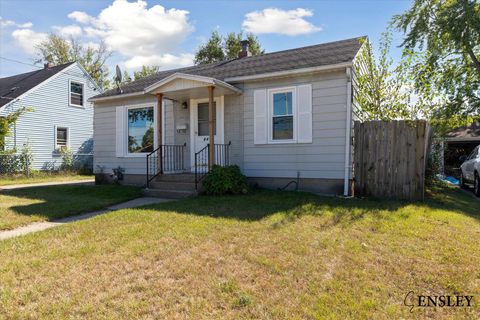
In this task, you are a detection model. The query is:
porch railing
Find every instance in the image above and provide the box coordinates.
[146,143,186,188]
[194,141,231,189]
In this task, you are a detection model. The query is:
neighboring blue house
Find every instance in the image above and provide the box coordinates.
[0,62,100,170]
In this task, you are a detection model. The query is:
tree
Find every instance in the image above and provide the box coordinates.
[224,32,263,60]
[194,31,225,64]
[355,32,414,121]
[122,70,132,84]
[194,31,263,64]
[133,65,160,80]
[393,0,480,126]
[36,34,112,88]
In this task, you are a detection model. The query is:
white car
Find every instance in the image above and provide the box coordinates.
[460,145,480,196]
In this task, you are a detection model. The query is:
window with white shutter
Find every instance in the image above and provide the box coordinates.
[254,84,312,145]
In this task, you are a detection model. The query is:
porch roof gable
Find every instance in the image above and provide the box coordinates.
[144,73,242,96]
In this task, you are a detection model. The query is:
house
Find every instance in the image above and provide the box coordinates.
[0,62,100,170]
[90,37,365,196]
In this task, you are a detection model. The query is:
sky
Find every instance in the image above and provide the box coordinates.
[0,0,412,78]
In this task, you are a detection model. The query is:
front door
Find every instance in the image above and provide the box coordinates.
[190,97,224,172]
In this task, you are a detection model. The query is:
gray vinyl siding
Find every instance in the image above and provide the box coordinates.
[0,63,97,169]
[240,70,349,180]
[94,97,193,175]
[224,91,244,170]
[92,69,351,182]
[93,95,156,175]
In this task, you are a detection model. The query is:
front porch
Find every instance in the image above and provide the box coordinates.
[145,142,232,197]
[143,73,241,196]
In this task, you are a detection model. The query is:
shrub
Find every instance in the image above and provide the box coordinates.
[19,142,34,174]
[60,148,74,171]
[202,165,249,195]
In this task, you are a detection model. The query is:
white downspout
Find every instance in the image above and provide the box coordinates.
[343,67,353,196]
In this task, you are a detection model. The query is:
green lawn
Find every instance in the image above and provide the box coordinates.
[0,185,142,230]
[0,185,479,319]
[0,172,94,186]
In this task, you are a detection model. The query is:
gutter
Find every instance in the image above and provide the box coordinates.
[224,62,353,82]
[88,91,145,103]
[343,67,353,196]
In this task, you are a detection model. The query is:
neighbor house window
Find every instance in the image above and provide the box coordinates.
[271,90,294,140]
[70,81,84,107]
[56,126,68,149]
[127,106,154,153]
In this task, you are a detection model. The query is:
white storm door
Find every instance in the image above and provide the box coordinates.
[190,96,224,171]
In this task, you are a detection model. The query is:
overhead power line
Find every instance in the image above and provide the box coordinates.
[0,56,102,93]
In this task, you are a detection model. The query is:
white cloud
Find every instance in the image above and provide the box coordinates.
[7,1,195,71]
[53,25,82,37]
[18,22,33,28]
[11,29,48,54]
[0,17,15,27]
[68,0,193,58]
[124,53,194,69]
[242,8,321,36]
[1,17,33,28]
[67,11,93,24]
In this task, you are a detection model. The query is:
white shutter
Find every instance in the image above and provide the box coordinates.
[254,89,267,144]
[296,84,313,143]
[115,106,125,157]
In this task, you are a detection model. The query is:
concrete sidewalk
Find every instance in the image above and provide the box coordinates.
[0,179,95,191]
[0,197,171,241]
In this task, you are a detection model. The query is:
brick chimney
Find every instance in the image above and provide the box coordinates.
[238,40,251,58]
[44,62,54,69]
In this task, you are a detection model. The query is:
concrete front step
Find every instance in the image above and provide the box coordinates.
[156,173,196,183]
[146,173,203,198]
[143,188,197,199]
[149,180,196,191]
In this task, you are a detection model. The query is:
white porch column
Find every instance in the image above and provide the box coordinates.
[156,93,163,173]
[208,86,215,169]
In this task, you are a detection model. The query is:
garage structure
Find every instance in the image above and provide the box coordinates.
[443,120,480,178]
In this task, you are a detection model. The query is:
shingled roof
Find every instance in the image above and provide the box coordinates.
[93,36,365,100]
[445,120,480,140]
[0,62,75,107]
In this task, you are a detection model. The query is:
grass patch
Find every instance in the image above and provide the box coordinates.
[0,185,141,230]
[0,185,479,318]
[0,171,94,186]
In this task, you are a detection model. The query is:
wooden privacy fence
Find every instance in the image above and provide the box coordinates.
[353,120,432,201]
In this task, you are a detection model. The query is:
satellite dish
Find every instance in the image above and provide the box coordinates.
[115,65,122,82]
[115,65,123,94]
